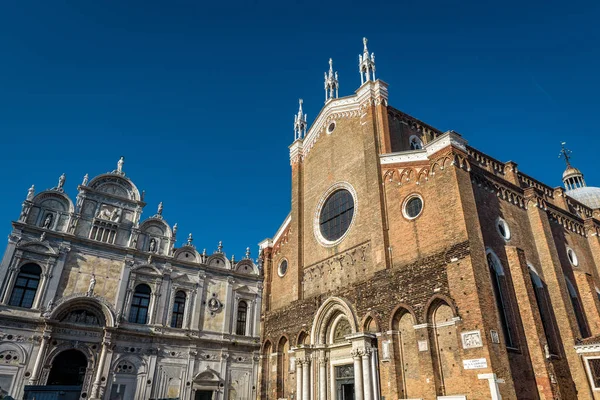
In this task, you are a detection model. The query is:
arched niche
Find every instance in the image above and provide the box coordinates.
[88,174,141,201]
[174,245,200,263]
[139,218,173,255]
[206,254,231,270]
[50,296,116,328]
[311,296,358,345]
[233,259,259,275]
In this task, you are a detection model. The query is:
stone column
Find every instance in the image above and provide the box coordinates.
[370,347,381,400]
[318,356,327,400]
[302,357,311,400]
[30,331,51,384]
[224,276,235,333]
[33,267,51,309]
[361,348,373,400]
[296,359,303,400]
[352,349,364,400]
[90,332,111,399]
[1,254,22,304]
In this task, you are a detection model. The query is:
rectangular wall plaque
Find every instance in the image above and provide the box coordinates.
[463,358,488,370]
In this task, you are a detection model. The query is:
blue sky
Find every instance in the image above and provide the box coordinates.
[0,0,598,258]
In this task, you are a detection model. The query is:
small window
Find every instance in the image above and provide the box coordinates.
[278,260,288,277]
[9,263,41,309]
[236,301,248,336]
[496,217,511,241]
[587,358,600,389]
[129,284,151,324]
[327,121,336,134]
[170,291,186,328]
[403,195,423,220]
[567,247,579,267]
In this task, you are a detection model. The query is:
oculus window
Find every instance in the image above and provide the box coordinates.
[403,195,423,220]
[278,259,288,277]
[496,217,511,241]
[319,189,355,242]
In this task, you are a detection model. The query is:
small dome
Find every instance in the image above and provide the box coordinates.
[566,187,600,209]
[563,166,583,180]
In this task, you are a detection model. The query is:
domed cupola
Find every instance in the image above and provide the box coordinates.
[560,143,600,209]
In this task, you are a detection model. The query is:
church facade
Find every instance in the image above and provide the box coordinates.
[258,39,600,399]
[0,160,262,400]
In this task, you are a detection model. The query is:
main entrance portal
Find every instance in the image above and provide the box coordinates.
[195,390,214,400]
[47,349,87,386]
[335,365,355,400]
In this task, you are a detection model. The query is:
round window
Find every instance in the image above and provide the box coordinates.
[327,122,336,134]
[319,189,355,242]
[403,195,423,220]
[496,217,511,241]
[567,247,578,266]
[278,259,288,277]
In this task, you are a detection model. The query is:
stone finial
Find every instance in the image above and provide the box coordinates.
[82,174,89,186]
[359,37,376,84]
[231,254,235,263]
[187,233,193,245]
[294,99,308,141]
[173,223,178,235]
[26,185,35,201]
[202,248,207,256]
[141,190,146,201]
[157,202,163,216]
[245,247,251,259]
[217,241,223,253]
[324,58,339,103]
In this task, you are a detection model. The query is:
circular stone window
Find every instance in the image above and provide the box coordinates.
[403,195,423,220]
[327,121,336,134]
[496,217,511,241]
[278,259,288,277]
[567,247,579,267]
[315,183,357,246]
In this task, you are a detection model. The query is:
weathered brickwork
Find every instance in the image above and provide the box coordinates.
[260,39,600,400]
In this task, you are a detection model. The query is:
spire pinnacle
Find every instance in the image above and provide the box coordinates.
[294,99,308,140]
[324,58,339,103]
[559,142,572,167]
[359,37,376,84]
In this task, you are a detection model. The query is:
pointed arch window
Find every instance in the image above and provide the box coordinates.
[171,290,186,328]
[9,263,41,309]
[565,275,591,338]
[236,301,248,336]
[528,265,561,356]
[486,250,518,348]
[129,284,151,324]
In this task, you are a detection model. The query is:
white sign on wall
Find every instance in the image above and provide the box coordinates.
[418,340,428,352]
[463,358,488,370]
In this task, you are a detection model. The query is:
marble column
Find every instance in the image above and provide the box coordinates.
[296,359,303,400]
[361,349,373,400]
[352,349,364,400]
[30,331,51,384]
[302,357,311,400]
[90,333,111,399]
[318,356,327,400]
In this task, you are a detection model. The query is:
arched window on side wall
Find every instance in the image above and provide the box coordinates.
[171,290,186,328]
[528,265,561,356]
[565,275,591,338]
[9,263,42,309]
[486,250,518,348]
[236,301,248,335]
[129,284,151,324]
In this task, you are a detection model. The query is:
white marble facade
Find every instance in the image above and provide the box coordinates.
[0,159,262,400]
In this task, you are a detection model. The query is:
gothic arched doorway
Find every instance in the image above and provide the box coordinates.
[47,349,87,386]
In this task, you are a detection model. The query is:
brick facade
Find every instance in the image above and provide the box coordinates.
[259,40,600,400]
